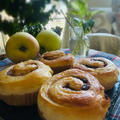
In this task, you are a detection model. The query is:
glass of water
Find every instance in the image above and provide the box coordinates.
[69,27,90,57]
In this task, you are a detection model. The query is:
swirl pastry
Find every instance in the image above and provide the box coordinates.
[73,57,119,90]
[0,60,53,106]
[39,50,75,74]
[37,69,110,120]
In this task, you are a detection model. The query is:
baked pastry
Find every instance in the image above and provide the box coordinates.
[39,50,75,74]
[73,57,119,90]
[38,69,110,120]
[0,60,53,106]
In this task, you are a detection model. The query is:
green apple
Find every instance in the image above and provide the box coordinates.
[36,30,62,51]
[6,32,39,63]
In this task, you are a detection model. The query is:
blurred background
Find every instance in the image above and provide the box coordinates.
[0,0,120,56]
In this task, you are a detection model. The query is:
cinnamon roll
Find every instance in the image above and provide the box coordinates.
[37,69,110,120]
[0,60,53,106]
[39,50,75,74]
[73,57,119,90]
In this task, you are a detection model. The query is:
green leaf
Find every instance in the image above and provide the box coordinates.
[86,10,103,20]
[82,19,95,34]
[91,10,103,17]
[23,23,45,37]
[51,26,62,35]
[0,0,57,35]
[73,17,82,27]
[71,0,88,18]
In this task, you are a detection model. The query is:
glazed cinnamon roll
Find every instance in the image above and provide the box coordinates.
[73,57,119,90]
[39,50,75,74]
[38,69,110,120]
[0,60,53,106]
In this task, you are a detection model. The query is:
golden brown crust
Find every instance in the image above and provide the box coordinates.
[37,69,110,120]
[0,60,53,106]
[0,90,38,106]
[73,57,119,90]
[38,109,47,120]
[7,60,38,76]
[39,50,75,74]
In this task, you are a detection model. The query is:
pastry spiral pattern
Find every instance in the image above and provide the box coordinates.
[39,50,75,74]
[38,69,110,120]
[0,60,53,105]
[73,57,119,90]
[7,60,38,76]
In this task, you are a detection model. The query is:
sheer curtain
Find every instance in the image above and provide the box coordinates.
[88,0,112,8]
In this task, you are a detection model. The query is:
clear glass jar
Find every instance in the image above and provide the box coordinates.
[69,27,90,57]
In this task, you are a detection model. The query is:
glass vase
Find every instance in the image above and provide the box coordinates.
[69,27,89,57]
